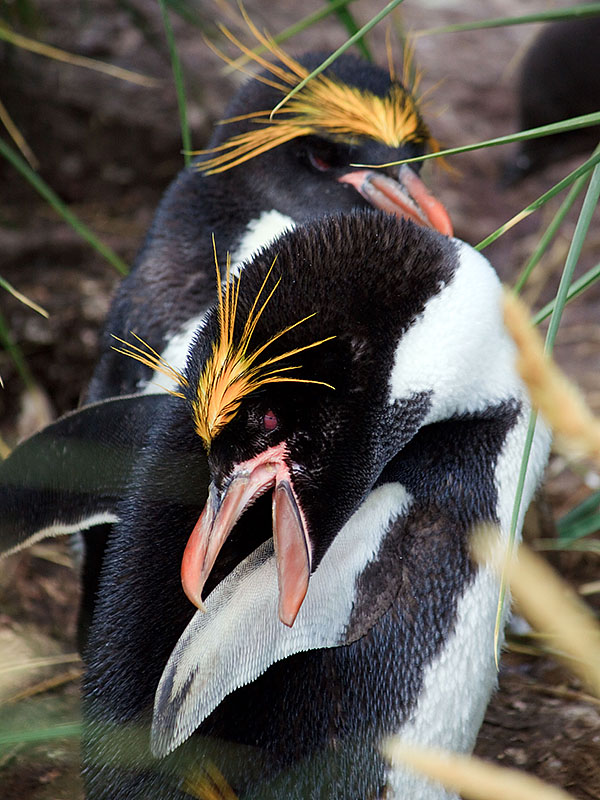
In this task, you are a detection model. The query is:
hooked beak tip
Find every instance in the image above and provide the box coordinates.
[338,166,453,237]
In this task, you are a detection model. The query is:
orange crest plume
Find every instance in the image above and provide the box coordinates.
[111,333,188,397]
[195,7,434,175]
[191,238,335,450]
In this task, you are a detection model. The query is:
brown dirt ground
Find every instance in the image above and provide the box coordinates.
[0,1,599,798]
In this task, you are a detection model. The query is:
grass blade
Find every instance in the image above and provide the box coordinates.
[477,148,600,250]
[0,722,82,747]
[165,0,207,28]
[354,112,600,169]
[556,490,600,545]
[0,22,160,86]
[494,161,600,657]
[533,261,600,325]
[557,489,600,533]
[326,0,372,61]
[513,170,591,292]
[224,0,359,73]
[158,0,191,166]
[556,517,600,545]
[414,3,600,37]
[0,136,128,275]
[0,96,38,169]
[0,310,35,389]
[544,162,600,352]
[270,0,406,117]
[493,410,539,666]
[384,739,577,800]
[0,276,48,317]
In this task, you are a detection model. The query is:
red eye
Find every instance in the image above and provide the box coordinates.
[263,410,278,432]
[308,152,331,172]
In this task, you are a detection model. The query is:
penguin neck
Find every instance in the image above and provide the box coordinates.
[228,209,296,277]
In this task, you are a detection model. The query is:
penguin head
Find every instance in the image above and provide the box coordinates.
[197,48,452,235]
[172,211,508,629]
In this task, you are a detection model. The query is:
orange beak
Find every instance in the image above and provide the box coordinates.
[338,163,453,236]
[181,442,311,628]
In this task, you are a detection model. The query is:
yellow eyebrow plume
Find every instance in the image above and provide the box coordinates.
[194,8,434,175]
[192,237,335,450]
[111,332,188,398]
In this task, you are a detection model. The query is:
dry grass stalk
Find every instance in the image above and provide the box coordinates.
[503,290,600,464]
[383,741,576,800]
[1,667,82,706]
[508,543,600,697]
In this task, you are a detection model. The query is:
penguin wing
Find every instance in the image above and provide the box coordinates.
[0,393,172,559]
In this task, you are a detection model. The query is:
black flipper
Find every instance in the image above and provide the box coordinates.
[0,393,174,559]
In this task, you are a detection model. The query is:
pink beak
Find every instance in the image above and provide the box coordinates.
[181,442,311,628]
[338,163,453,236]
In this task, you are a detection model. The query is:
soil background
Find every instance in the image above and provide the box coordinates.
[0,1,599,798]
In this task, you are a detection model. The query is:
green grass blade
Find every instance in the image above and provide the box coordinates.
[270,0,406,117]
[555,489,600,547]
[355,112,600,169]
[0,722,82,747]
[477,148,600,251]
[326,0,372,61]
[223,0,359,73]
[165,0,206,28]
[544,162,600,353]
[494,159,600,660]
[0,137,129,275]
[493,410,538,666]
[513,171,591,292]
[414,3,600,37]
[537,537,600,553]
[533,261,600,325]
[558,515,600,544]
[0,310,35,388]
[557,489,600,533]
[158,0,191,167]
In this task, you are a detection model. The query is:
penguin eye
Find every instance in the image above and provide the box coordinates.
[308,151,331,172]
[302,137,345,173]
[263,410,278,432]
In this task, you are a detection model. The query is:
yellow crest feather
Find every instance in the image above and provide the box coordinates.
[111,332,188,398]
[195,7,433,175]
[192,238,335,450]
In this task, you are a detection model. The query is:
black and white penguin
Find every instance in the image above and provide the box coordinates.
[503,16,600,184]
[74,212,549,799]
